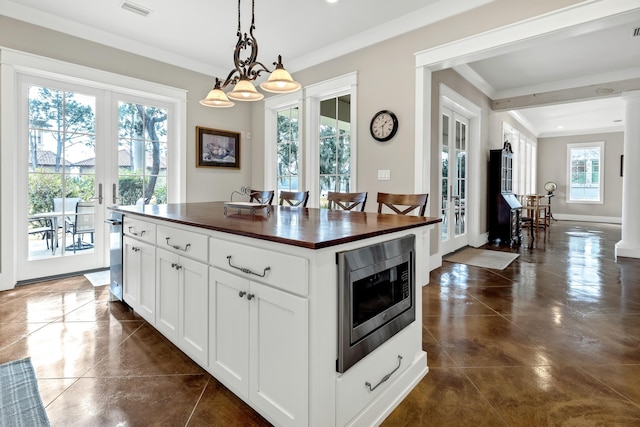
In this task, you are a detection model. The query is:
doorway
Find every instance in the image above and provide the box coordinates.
[16,77,173,283]
[438,86,480,256]
[18,77,107,280]
[440,106,469,254]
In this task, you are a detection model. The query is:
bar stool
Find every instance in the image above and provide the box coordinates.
[377,192,428,216]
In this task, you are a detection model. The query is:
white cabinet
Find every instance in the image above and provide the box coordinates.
[123,235,156,324]
[209,267,309,427]
[156,247,209,366]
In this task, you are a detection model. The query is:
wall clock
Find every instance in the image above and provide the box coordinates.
[370,110,398,142]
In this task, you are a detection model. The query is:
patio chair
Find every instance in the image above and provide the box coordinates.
[65,201,95,253]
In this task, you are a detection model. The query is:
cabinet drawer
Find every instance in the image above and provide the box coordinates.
[157,225,208,263]
[335,326,417,426]
[210,238,308,296]
[123,216,156,245]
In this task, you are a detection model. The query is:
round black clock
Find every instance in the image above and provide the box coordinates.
[370,110,398,142]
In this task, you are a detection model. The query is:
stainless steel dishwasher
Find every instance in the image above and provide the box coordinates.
[105,212,123,302]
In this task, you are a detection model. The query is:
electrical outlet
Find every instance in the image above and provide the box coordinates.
[377,170,390,181]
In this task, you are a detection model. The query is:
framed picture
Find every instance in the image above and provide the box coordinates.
[196,126,240,168]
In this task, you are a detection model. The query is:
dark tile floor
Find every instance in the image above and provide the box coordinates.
[2,221,640,426]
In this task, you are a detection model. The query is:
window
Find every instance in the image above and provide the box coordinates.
[265,72,357,208]
[318,95,351,207]
[276,106,300,191]
[28,85,97,220]
[265,92,303,196]
[502,123,536,196]
[567,142,604,203]
[118,101,168,205]
[305,72,357,208]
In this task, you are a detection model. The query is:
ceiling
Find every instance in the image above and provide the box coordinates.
[2,0,639,138]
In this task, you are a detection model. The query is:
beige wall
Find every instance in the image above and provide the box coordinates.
[538,132,624,221]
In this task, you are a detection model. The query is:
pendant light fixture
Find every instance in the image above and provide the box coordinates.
[199,0,301,108]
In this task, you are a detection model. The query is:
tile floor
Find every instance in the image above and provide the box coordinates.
[2,220,640,426]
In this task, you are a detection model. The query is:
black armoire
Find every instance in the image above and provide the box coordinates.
[488,142,522,246]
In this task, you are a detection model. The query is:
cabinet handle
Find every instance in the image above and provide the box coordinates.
[226,256,271,278]
[132,247,140,252]
[365,355,402,392]
[247,293,255,301]
[239,291,247,298]
[128,227,146,236]
[171,262,182,270]
[166,237,191,252]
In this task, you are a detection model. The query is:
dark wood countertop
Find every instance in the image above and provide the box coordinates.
[111,202,441,250]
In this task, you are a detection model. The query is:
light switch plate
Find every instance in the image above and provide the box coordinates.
[377,170,390,181]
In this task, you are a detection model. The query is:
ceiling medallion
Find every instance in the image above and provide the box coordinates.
[199,0,301,108]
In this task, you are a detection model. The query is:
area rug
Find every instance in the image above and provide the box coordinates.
[84,270,110,287]
[444,248,519,270]
[0,358,50,427]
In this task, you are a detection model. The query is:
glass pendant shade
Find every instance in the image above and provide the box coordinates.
[227,79,264,101]
[199,87,235,108]
[260,66,301,93]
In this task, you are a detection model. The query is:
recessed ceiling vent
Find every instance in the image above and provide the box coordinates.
[121,1,152,17]
[633,27,640,37]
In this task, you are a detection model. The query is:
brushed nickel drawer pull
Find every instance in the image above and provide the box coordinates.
[166,237,191,252]
[365,355,402,392]
[227,256,271,278]
[128,227,146,236]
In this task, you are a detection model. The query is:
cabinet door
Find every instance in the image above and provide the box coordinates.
[209,267,250,397]
[179,256,208,366]
[123,236,140,309]
[249,281,309,427]
[137,240,156,325]
[156,248,180,343]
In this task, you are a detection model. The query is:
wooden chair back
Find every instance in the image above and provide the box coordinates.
[278,190,309,207]
[249,190,275,205]
[327,191,368,212]
[521,195,548,228]
[377,192,428,216]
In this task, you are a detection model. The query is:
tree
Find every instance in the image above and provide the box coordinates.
[118,102,167,204]
[29,87,95,172]
[277,109,299,190]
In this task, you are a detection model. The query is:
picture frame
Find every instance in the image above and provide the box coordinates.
[196,126,240,169]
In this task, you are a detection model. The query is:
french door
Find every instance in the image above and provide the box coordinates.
[17,77,172,282]
[18,77,108,280]
[440,107,469,255]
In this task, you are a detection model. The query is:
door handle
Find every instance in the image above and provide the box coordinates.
[90,183,104,205]
[112,183,119,205]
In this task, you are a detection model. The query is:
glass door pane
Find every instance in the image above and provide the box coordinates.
[117,102,168,206]
[441,107,469,254]
[27,85,97,259]
[440,113,450,242]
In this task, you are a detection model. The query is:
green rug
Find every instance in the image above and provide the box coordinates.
[0,358,50,427]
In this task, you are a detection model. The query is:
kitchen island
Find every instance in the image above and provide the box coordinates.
[111,202,440,427]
